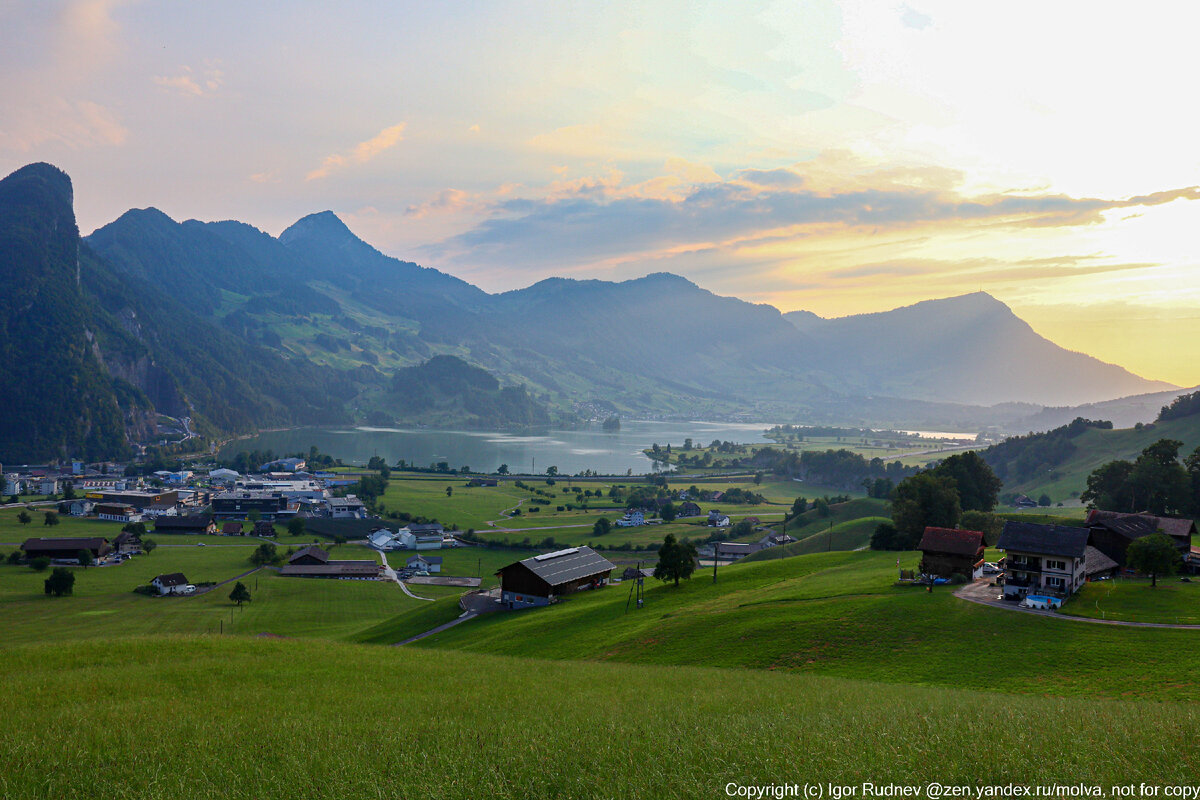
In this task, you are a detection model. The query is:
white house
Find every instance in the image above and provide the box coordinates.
[615,510,645,527]
[68,499,95,517]
[707,510,730,528]
[328,496,368,519]
[397,523,445,550]
[406,554,443,573]
[38,477,61,495]
[151,572,190,596]
[368,528,401,551]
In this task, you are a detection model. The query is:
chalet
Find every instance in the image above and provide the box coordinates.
[712,541,764,561]
[496,547,615,608]
[22,537,112,561]
[1012,494,1039,509]
[95,503,143,523]
[707,511,730,528]
[621,566,654,581]
[153,514,217,535]
[677,501,702,518]
[288,545,329,566]
[406,554,443,573]
[1084,546,1120,581]
[68,499,95,517]
[759,532,797,547]
[221,521,244,536]
[151,573,190,595]
[615,510,645,527]
[997,521,1089,602]
[112,531,142,555]
[918,527,987,580]
[252,520,277,537]
[280,547,382,579]
[1084,510,1195,566]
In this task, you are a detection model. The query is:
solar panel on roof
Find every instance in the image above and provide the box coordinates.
[534,547,580,561]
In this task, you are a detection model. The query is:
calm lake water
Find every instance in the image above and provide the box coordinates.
[219,421,776,476]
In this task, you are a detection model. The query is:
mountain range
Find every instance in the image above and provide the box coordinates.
[0,162,1182,462]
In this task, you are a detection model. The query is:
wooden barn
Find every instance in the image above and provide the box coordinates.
[1084,510,1194,566]
[918,526,986,579]
[21,537,112,561]
[496,547,615,609]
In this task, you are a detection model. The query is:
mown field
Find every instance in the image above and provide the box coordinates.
[1063,577,1200,625]
[404,550,1200,702]
[3,637,1200,799]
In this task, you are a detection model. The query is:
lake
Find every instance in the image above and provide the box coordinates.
[218,421,776,476]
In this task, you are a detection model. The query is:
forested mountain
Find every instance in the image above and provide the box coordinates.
[1,161,1179,461]
[385,355,550,429]
[784,293,1173,406]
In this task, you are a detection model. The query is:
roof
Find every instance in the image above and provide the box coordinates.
[289,545,329,564]
[21,537,109,552]
[1085,509,1197,540]
[407,554,443,565]
[997,521,1089,559]
[222,522,244,534]
[919,527,985,557]
[154,515,211,529]
[507,546,615,587]
[153,573,188,587]
[404,522,444,533]
[1084,545,1119,576]
[279,563,381,577]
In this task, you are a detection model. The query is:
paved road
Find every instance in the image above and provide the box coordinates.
[954,579,1200,629]
[378,550,435,602]
[393,611,477,645]
[190,566,265,597]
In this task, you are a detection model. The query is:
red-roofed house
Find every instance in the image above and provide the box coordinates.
[918,526,986,580]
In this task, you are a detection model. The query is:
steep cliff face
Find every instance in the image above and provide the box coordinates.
[0,163,139,461]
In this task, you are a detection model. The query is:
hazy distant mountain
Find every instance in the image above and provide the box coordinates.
[786,292,1174,406]
[1011,385,1200,432]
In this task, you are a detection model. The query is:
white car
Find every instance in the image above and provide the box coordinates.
[184,585,197,594]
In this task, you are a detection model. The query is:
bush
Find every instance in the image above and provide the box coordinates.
[949,573,969,585]
[30,557,51,572]
[132,585,158,596]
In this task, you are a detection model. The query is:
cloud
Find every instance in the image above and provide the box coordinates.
[899,5,933,30]
[306,123,407,181]
[153,63,224,97]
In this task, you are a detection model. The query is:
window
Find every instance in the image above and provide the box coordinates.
[1046,559,1066,571]
[1046,577,1064,588]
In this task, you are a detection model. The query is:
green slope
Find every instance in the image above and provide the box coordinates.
[1001,415,1200,503]
[3,637,1200,799]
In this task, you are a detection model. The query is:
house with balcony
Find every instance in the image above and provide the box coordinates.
[997,521,1089,605]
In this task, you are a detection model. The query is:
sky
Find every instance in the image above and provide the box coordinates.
[3,0,1200,385]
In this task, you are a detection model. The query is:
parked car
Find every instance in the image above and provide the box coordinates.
[184,584,197,594]
[981,562,1000,575]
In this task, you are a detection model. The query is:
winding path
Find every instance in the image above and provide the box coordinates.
[378,550,435,602]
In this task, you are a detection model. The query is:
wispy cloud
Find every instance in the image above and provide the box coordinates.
[153,63,223,97]
[306,123,407,181]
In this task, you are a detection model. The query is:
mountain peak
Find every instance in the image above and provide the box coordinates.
[0,162,75,217]
[279,210,360,247]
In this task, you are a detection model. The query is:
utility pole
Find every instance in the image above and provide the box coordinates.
[713,546,719,583]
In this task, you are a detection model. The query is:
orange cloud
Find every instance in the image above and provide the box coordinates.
[306,122,407,181]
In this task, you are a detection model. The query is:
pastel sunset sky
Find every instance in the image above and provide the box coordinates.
[4,1,1199,384]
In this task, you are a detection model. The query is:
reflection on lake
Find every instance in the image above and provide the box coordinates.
[219,420,776,475]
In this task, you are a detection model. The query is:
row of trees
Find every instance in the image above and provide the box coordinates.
[1082,439,1200,516]
[871,451,1003,551]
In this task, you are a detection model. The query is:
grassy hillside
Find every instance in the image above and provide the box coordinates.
[404,550,1200,701]
[3,637,1200,799]
[745,515,889,560]
[999,414,1200,503]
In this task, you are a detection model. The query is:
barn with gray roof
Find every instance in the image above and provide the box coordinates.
[496,547,615,608]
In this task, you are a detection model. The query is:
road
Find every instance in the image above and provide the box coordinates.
[954,579,1200,629]
[377,549,435,602]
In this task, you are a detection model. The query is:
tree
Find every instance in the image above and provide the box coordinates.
[959,510,1003,546]
[76,549,93,568]
[545,466,558,477]
[43,510,59,527]
[17,510,31,525]
[122,521,147,536]
[753,471,764,485]
[249,542,279,566]
[1128,440,1191,516]
[7,551,23,565]
[44,567,75,597]
[63,483,76,500]
[497,463,509,475]
[229,581,251,606]
[1081,460,1136,511]
[790,497,808,517]
[1126,534,1179,587]
[930,451,1002,512]
[247,508,262,522]
[592,517,611,537]
[142,538,157,555]
[446,486,453,497]
[870,522,900,550]
[891,472,961,550]
[30,556,51,572]
[660,502,678,522]
[1038,494,1052,507]
[652,533,697,587]
[287,518,306,537]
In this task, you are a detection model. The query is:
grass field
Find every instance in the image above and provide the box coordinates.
[401,549,1200,701]
[3,637,1200,799]
[1063,577,1200,624]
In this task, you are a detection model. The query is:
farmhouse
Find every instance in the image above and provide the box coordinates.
[918,527,986,580]
[153,514,217,534]
[151,573,190,595]
[496,546,615,609]
[615,510,644,527]
[707,511,730,527]
[112,531,141,555]
[397,523,445,549]
[468,477,499,487]
[221,521,244,536]
[406,554,443,573]
[279,547,382,579]
[67,499,94,517]
[1084,510,1195,566]
[677,501,702,517]
[997,521,1089,602]
[21,537,112,561]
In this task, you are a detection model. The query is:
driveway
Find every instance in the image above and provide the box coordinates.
[954,578,1200,629]
[378,550,435,602]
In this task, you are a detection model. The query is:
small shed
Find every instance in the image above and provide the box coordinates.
[918,527,986,579]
